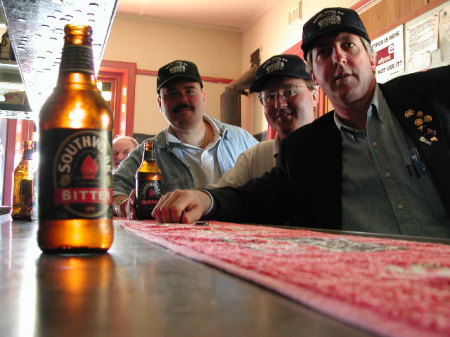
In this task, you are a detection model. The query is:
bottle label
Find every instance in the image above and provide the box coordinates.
[138,180,161,208]
[39,129,112,220]
[20,179,34,207]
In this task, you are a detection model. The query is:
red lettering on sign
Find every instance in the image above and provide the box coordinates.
[55,188,112,205]
[376,44,394,66]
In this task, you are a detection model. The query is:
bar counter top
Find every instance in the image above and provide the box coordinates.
[1,216,382,337]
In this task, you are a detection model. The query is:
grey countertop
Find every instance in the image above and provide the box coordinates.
[1,217,379,337]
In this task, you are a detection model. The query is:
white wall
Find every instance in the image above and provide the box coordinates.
[103,15,242,135]
[103,1,361,136]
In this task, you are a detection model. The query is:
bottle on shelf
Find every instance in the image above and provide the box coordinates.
[135,141,162,220]
[38,24,114,253]
[0,30,15,61]
[12,140,36,220]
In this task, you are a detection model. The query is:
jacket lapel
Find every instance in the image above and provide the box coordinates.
[306,113,342,228]
[380,81,450,215]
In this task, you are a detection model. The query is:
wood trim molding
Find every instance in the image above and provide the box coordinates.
[100,60,137,137]
[2,119,35,206]
[3,119,17,205]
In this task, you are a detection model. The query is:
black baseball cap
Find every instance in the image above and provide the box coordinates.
[249,54,311,93]
[301,7,370,54]
[157,60,203,92]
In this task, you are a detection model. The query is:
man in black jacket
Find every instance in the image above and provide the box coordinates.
[153,7,450,238]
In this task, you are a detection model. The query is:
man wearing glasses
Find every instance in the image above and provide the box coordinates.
[211,54,318,188]
[153,8,450,238]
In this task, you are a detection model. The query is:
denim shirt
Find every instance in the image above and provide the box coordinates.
[113,115,258,196]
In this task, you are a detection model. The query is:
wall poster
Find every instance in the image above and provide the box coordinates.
[371,25,404,83]
[439,5,450,63]
[405,13,439,72]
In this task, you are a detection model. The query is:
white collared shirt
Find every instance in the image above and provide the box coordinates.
[165,115,222,188]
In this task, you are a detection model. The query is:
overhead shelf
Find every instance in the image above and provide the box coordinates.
[0,0,119,119]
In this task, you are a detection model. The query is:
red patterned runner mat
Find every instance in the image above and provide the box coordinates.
[116,220,450,337]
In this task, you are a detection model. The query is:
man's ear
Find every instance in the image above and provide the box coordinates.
[311,87,319,107]
[369,53,377,72]
[311,70,319,86]
[201,89,206,104]
[157,95,162,111]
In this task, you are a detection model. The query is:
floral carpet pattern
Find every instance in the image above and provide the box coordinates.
[117,220,450,337]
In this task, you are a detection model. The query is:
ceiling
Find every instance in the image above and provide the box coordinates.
[117,0,278,31]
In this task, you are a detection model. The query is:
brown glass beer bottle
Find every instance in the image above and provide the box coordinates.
[38,25,114,253]
[0,30,15,60]
[136,141,162,219]
[12,140,36,220]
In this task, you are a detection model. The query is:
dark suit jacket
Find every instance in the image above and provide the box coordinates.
[206,66,450,229]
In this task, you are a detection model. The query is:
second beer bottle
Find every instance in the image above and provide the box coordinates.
[12,140,36,220]
[136,141,162,219]
[38,25,114,253]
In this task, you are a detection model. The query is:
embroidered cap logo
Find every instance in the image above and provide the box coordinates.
[168,61,187,74]
[264,57,287,74]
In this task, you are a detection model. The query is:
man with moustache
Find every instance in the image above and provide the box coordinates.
[211,54,317,188]
[112,60,258,218]
[152,9,450,238]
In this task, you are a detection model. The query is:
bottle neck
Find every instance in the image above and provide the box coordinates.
[57,44,96,86]
[23,148,34,161]
[143,150,155,162]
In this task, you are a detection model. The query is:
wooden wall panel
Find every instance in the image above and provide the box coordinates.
[360,0,430,39]
[358,0,449,40]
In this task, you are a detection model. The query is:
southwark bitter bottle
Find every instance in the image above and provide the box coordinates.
[136,141,162,219]
[12,140,36,220]
[38,25,114,253]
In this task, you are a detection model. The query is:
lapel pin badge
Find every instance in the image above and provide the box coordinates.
[405,109,438,145]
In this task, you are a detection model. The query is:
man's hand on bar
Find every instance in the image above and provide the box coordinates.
[152,189,211,224]
[113,190,138,219]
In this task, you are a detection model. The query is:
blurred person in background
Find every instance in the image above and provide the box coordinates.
[113,136,138,170]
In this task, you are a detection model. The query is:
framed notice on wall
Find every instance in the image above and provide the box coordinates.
[439,4,450,63]
[405,13,440,73]
[371,25,405,83]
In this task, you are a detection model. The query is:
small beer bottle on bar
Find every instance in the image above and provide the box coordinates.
[136,141,162,219]
[38,25,114,253]
[12,140,36,220]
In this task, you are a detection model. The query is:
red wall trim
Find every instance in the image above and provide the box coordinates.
[100,60,137,137]
[3,119,35,206]
[351,0,379,11]
[284,42,304,58]
[201,76,233,84]
[137,69,158,76]
[3,119,17,206]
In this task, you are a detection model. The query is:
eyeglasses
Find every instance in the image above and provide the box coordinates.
[258,85,306,106]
